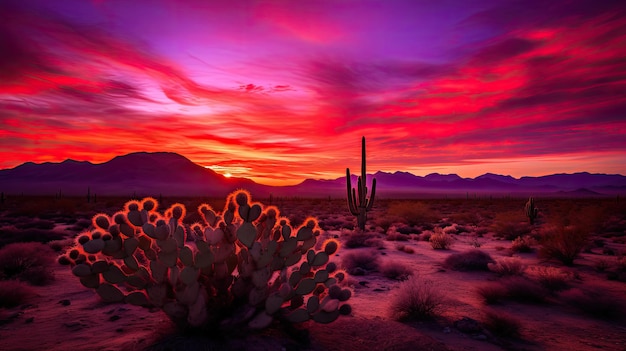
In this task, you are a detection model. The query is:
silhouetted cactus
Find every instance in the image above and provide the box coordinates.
[59,190,350,331]
[87,187,91,203]
[346,136,376,231]
[525,197,538,225]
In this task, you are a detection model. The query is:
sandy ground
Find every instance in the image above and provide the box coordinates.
[1,234,626,351]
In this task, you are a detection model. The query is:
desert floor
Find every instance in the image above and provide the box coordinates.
[1,196,625,350]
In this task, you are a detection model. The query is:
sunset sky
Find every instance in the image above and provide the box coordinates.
[1,0,625,185]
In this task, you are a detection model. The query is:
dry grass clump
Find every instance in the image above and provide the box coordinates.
[477,278,547,304]
[0,242,56,285]
[0,280,35,308]
[476,283,508,304]
[561,288,625,320]
[539,224,589,266]
[390,276,447,321]
[526,266,572,292]
[444,249,494,271]
[395,244,415,254]
[381,260,414,281]
[341,249,381,275]
[488,257,526,276]
[429,228,453,249]
[344,232,381,249]
[482,309,522,338]
[510,235,537,253]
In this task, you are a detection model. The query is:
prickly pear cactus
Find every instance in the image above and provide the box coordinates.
[59,191,351,331]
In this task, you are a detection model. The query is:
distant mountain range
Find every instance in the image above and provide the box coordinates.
[1,152,625,198]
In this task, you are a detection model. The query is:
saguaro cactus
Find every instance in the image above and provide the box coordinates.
[346,136,376,231]
[525,197,539,225]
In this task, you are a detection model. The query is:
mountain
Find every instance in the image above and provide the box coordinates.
[1,152,625,197]
[0,152,270,197]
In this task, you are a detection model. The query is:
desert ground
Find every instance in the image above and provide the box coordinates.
[1,195,625,351]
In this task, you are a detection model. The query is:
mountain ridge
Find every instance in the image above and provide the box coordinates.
[1,152,625,197]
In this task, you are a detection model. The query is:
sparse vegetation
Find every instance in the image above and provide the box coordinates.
[342,249,381,275]
[539,224,589,266]
[381,260,414,281]
[429,228,453,249]
[0,242,56,285]
[488,257,526,276]
[527,266,572,292]
[444,249,494,271]
[476,283,508,304]
[390,276,446,321]
[510,235,537,253]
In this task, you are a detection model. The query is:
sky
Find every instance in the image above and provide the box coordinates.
[1,0,625,185]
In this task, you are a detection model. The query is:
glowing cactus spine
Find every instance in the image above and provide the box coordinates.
[525,197,539,225]
[346,136,376,231]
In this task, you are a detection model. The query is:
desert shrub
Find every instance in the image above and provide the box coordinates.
[0,242,55,285]
[60,192,352,331]
[0,280,35,308]
[526,266,572,292]
[419,230,432,241]
[476,282,508,304]
[342,249,381,275]
[444,249,494,271]
[502,277,548,303]
[561,288,624,320]
[429,228,453,249]
[539,224,589,266]
[442,225,458,235]
[390,276,446,321]
[374,216,400,234]
[491,211,531,240]
[510,235,537,253]
[344,231,380,248]
[488,257,526,276]
[482,309,522,338]
[396,244,415,254]
[15,219,56,230]
[387,201,439,227]
[381,260,413,281]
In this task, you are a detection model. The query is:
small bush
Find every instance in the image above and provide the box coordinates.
[526,266,571,292]
[381,260,414,281]
[429,228,453,249]
[419,230,432,241]
[539,224,589,266]
[342,249,381,275]
[476,283,508,304]
[510,235,536,253]
[482,309,522,338]
[390,276,446,321]
[344,232,380,249]
[561,288,624,320]
[0,280,35,308]
[444,249,494,271]
[0,242,55,285]
[488,257,526,276]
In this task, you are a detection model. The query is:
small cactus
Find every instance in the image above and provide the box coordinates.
[60,190,350,331]
[346,136,376,231]
[525,197,539,225]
